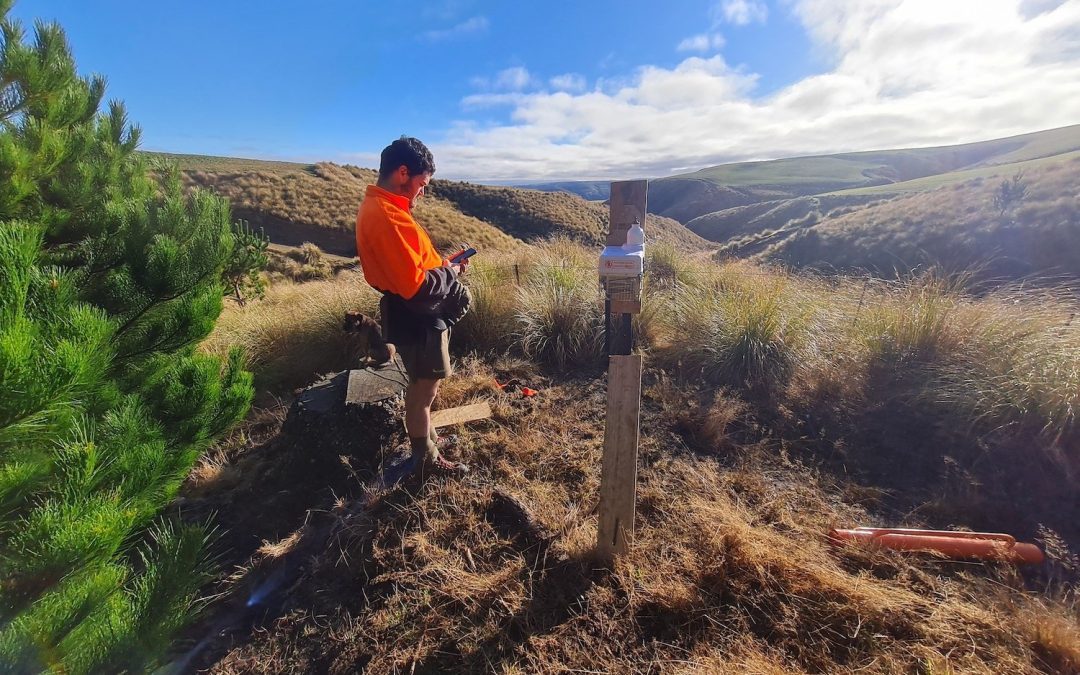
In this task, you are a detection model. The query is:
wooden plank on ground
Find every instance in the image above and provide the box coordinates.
[431,401,492,428]
[596,354,643,560]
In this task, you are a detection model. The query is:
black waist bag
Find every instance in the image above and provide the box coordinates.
[380,282,472,345]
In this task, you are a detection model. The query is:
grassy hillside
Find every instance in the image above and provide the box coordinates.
[687,193,883,244]
[146,151,313,175]
[191,241,1079,672]
[429,180,709,249]
[172,154,707,257]
[181,162,524,257]
[828,149,1080,197]
[759,154,1080,281]
[651,124,1080,223]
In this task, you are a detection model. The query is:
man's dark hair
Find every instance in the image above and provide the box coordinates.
[379,136,435,179]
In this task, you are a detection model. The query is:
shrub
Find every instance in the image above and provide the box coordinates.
[993,170,1028,217]
[507,238,602,369]
[668,273,806,391]
[0,9,252,671]
[223,220,269,304]
[266,241,333,281]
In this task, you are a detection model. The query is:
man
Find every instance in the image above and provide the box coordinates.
[356,137,470,477]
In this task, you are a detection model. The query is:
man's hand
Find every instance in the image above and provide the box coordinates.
[442,257,468,276]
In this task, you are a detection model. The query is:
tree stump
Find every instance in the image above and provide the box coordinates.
[282,358,409,468]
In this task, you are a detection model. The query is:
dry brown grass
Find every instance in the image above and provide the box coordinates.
[184,162,524,255]
[202,355,1080,673]
[200,270,381,390]
[184,163,376,232]
[255,531,303,561]
[194,240,1080,672]
[265,241,336,281]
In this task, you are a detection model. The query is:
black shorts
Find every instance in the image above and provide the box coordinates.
[397,326,452,381]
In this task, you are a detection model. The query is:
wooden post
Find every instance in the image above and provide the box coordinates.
[597,354,643,559]
[597,179,647,562]
[607,180,648,247]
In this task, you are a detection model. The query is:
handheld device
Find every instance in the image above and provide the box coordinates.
[449,245,477,263]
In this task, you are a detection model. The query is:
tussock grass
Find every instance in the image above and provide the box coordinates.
[208,240,1079,476]
[200,271,379,389]
[515,278,603,370]
[853,273,968,365]
[450,259,520,356]
[644,241,697,289]
[194,235,1080,673]
[665,270,810,391]
[512,239,604,370]
[929,289,1079,447]
[266,242,334,281]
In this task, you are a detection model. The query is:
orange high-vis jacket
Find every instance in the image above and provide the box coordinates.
[355,185,442,300]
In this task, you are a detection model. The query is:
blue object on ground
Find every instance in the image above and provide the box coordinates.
[378,453,419,488]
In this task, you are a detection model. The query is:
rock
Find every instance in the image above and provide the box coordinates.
[282,358,409,467]
[486,488,554,552]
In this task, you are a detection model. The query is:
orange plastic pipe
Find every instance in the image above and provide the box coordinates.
[829,527,1044,565]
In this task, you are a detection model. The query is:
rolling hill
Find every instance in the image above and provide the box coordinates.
[157,124,1080,283]
[758,154,1080,281]
[611,125,1080,283]
[651,123,1080,224]
[427,180,705,249]
[158,153,707,258]
[514,180,611,201]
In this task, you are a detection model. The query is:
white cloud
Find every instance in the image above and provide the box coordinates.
[468,66,536,93]
[495,67,534,91]
[428,0,1080,181]
[716,0,769,26]
[677,32,726,52]
[550,73,587,92]
[421,16,489,42]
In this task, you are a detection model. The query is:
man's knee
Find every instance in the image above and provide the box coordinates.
[407,377,440,404]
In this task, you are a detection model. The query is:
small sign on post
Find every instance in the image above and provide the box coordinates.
[597,179,647,561]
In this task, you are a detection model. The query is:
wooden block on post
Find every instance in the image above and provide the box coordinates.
[597,353,643,561]
[607,180,649,246]
[608,299,641,315]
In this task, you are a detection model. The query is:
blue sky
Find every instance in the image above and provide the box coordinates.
[12,1,1080,181]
